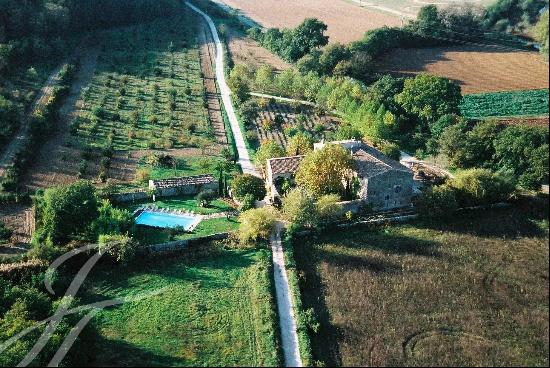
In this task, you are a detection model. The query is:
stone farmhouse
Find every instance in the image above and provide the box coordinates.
[265,140,414,210]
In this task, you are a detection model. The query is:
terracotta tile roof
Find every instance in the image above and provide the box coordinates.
[267,156,305,175]
[150,174,216,189]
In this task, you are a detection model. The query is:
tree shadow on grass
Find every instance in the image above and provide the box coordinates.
[325,228,443,259]
[83,247,257,302]
[414,201,548,239]
[82,333,185,367]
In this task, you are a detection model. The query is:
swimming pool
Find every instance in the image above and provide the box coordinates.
[135,211,201,230]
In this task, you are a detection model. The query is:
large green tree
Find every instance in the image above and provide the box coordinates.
[37,181,99,245]
[255,140,286,174]
[396,74,462,126]
[295,144,355,196]
[532,9,549,57]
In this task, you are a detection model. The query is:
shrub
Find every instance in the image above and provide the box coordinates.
[98,234,137,264]
[416,185,459,218]
[282,188,318,229]
[377,141,401,161]
[255,140,285,173]
[0,221,12,243]
[238,207,278,244]
[196,190,217,207]
[286,132,314,156]
[231,174,266,201]
[91,200,134,238]
[35,181,99,245]
[146,153,175,168]
[135,168,151,183]
[448,169,515,207]
[239,193,256,211]
[316,194,343,225]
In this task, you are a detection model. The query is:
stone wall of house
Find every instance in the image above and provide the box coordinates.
[360,170,414,210]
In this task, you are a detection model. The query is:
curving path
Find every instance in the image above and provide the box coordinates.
[186,1,259,177]
[186,3,303,366]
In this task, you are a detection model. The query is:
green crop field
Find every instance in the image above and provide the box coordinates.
[460,89,549,119]
[294,199,549,366]
[74,10,214,151]
[83,245,280,366]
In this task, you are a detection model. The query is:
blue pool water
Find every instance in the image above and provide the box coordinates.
[135,211,199,229]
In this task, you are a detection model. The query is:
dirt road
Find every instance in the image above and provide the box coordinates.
[0,64,65,179]
[23,48,99,189]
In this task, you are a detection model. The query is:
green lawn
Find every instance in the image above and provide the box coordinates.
[146,157,232,181]
[134,217,240,245]
[75,9,213,151]
[83,245,281,366]
[294,199,549,366]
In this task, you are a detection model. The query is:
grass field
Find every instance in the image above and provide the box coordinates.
[460,89,549,119]
[294,198,549,366]
[83,245,280,366]
[74,10,212,152]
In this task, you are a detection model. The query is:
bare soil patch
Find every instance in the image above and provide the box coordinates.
[225,25,290,71]
[376,45,549,94]
[216,0,402,43]
[23,47,100,189]
[495,115,549,127]
[0,203,33,247]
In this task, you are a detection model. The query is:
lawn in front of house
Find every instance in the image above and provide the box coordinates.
[83,245,281,366]
[134,216,240,245]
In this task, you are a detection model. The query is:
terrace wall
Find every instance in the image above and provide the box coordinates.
[141,232,229,253]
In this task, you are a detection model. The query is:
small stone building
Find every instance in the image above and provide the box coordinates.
[266,155,304,201]
[148,174,218,197]
[349,143,414,210]
[266,140,414,210]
